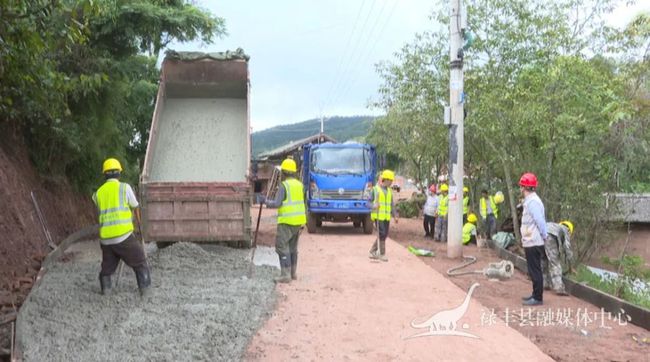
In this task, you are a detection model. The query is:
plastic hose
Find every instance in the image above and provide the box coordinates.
[447,256,515,280]
[447,256,484,276]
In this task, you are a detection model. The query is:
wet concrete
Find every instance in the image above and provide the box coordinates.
[150,98,248,182]
[17,241,276,362]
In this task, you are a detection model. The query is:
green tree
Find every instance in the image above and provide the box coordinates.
[369,0,647,261]
[0,0,226,191]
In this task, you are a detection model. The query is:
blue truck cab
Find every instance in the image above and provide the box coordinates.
[302,142,377,234]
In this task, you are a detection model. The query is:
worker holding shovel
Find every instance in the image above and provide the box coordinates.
[260,158,306,283]
[93,158,151,297]
[368,170,398,262]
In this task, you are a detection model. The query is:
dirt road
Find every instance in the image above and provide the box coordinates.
[246,216,553,361]
[390,217,650,361]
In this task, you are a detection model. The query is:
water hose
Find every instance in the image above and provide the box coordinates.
[447,256,514,280]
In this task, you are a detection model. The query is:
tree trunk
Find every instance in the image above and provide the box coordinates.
[483,136,522,241]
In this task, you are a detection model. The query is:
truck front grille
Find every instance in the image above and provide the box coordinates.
[320,190,365,200]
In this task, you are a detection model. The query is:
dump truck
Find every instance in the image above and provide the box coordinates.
[302,142,377,234]
[140,50,253,247]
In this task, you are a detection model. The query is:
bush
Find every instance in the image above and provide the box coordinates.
[396,193,426,218]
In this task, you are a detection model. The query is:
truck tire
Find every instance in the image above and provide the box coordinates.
[362,215,373,234]
[307,212,318,234]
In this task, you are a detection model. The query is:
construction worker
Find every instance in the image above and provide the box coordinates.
[261,158,306,283]
[462,213,478,245]
[369,170,398,262]
[544,220,574,296]
[433,184,449,242]
[518,172,547,306]
[93,158,150,297]
[422,184,438,238]
[480,189,501,239]
[462,186,470,224]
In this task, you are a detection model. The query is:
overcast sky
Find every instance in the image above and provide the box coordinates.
[165,1,648,132]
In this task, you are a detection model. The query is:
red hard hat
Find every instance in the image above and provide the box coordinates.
[519,172,538,188]
[429,184,436,193]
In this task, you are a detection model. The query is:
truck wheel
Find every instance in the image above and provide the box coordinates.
[362,215,373,234]
[307,212,318,233]
[353,221,361,228]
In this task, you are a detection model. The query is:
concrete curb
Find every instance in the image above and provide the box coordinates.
[13,225,98,362]
[487,240,650,330]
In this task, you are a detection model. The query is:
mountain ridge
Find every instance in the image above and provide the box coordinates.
[252,115,377,156]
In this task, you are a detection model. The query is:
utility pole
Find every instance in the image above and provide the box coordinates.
[447,0,465,259]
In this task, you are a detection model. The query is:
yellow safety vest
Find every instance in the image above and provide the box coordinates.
[480,196,499,219]
[462,223,477,244]
[277,178,307,226]
[96,180,134,239]
[463,196,469,214]
[438,195,449,217]
[371,185,392,221]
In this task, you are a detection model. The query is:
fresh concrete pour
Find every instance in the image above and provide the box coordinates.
[17,242,276,362]
[150,98,248,182]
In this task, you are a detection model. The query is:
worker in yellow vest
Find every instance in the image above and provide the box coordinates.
[462,186,470,224]
[93,158,150,297]
[262,158,306,283]
[462,213,478,245]
[433,184,449,242]
[369,170,398,262]
[480,189,503,239]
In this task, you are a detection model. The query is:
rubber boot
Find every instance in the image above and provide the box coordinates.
[554,287,569,296]
[274,267,291,283]
[135,267,152,298]
[99,275,112,295]
[275,254,291,283]
[290,252,298,280]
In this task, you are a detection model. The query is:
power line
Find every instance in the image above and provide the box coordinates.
[328,0,398,110]
[322,0,378,112]
[322,1,367,111]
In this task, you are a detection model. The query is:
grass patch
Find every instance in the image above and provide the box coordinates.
[571,263,650,310]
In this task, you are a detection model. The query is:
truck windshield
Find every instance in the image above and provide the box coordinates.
[311,147,370,175]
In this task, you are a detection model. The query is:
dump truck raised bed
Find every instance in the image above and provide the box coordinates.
[140,50,252,247]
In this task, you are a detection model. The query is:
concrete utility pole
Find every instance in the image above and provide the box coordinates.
[447,0,465,259]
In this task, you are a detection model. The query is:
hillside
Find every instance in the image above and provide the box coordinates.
[252,115,377,156]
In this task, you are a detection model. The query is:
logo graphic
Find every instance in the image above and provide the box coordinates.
[405,283,480,339]
[338,187,345,195]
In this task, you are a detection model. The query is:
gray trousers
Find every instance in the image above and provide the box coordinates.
[543,235,565,291]
[434,216,447,242]
[482,214,497,239]
[370,220,390,255]
[276,224,301,268]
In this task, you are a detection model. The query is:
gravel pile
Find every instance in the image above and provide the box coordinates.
[17,242,277,362]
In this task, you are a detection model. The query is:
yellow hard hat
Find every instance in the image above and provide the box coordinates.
[281,159,297,173]
[102,158,122,173]
[494,191,505,204]
[381,170,394,181]
[560,220,574,235]
[463,186,469,193]
[440,184,448,192]
[468,213,478,223]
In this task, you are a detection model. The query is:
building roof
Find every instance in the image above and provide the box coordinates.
[606,193,650,223]
[257,133,336,160]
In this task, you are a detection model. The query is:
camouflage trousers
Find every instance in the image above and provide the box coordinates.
[543,235,565,292]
